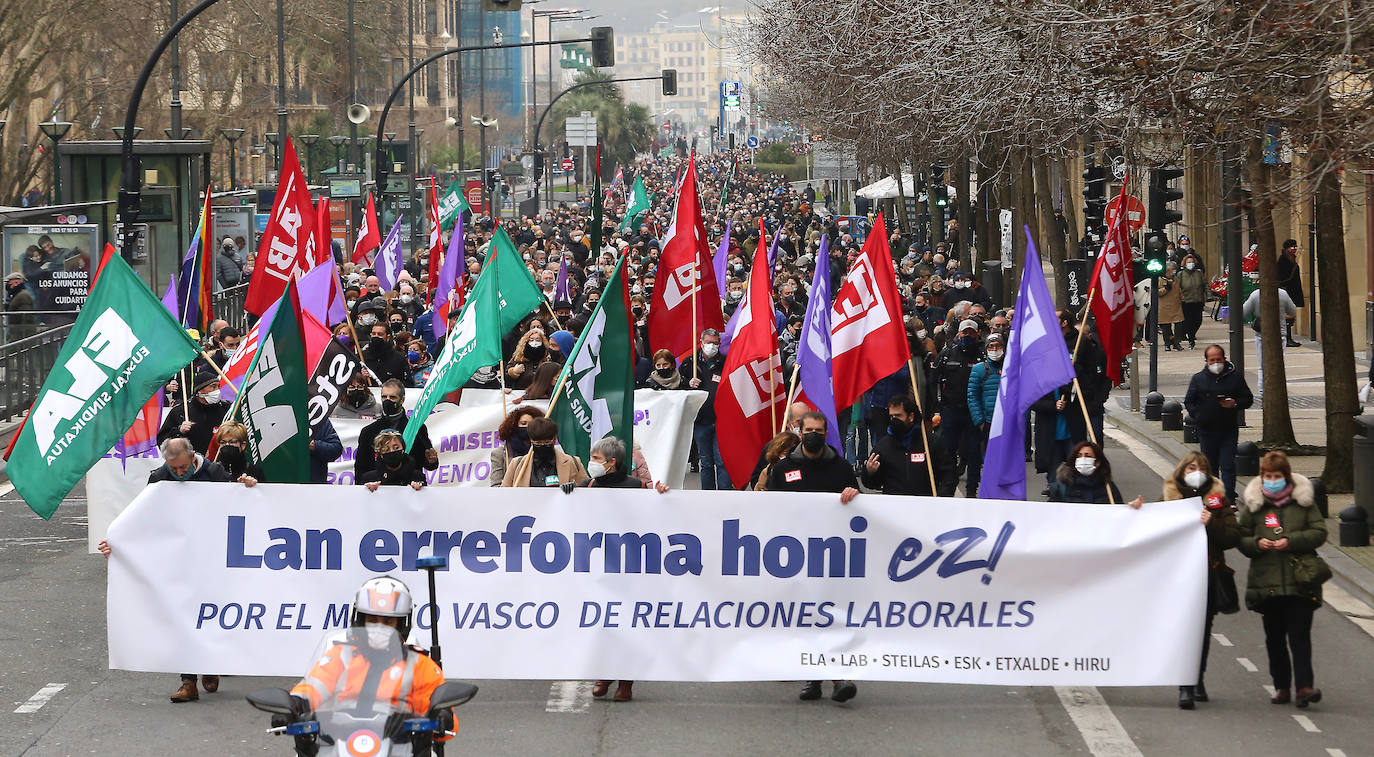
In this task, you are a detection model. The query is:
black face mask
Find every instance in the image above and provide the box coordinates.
[656,367,675,378]
[381,398,402,416]
[888,418,912,436]
[369,336,390,352]
[390,321,405,333]
[533,444,556,462]
[381,449,406,468]
[347,388,369,406]
[508,427,531,457]
[801,431,825,453]
[525,345,546,361]
[216,445,246,475]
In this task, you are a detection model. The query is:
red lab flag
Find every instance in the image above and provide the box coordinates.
[829,213,911,411]
[426,182,442,301]
[1088,182,1135,384]
[648,154,723,358]
[314,197,332,267]
[245,137,316,315]
[352,193,382,264]
[714,237,785,490]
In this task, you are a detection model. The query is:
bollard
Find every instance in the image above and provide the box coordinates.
[1355,416,1374,526]
[1161,400,1184,431]
[1183,417,1199,444]
[1339,505,1369,547]
[1235,441,1260,476]
[1144,391,1165,421]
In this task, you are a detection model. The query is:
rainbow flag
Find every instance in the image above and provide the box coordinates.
[175,191,215,330]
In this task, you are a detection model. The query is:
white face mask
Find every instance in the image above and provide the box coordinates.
[1185,262,1196,271]
[365,623,395,650]
[528,340,543,349]
[587,461,608,479]
[1207,362,1224,375]
[987,349,1005,361]
[199,389,222,404]
[399,294,413,305]
[1184,470,1208,489]
[701,342,719,358]
[916,329,928,339]
[1074,458,1098,475]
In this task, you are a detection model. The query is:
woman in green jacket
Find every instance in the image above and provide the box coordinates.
[1176,252,1209,348]
[1163,451,1240,710]
[1237,451,1327,708]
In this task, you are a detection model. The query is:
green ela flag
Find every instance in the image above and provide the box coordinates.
[8,254,200,519]
[229,283,312,483]
[438,181,471,232]
[403,226,544,451]
[620,176,651,232]
[550,254,635,465]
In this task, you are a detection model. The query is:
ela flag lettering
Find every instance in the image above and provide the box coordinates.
[246,138,316,315]
[8,254,200,518]
[830,213,909,411]
[980,229,1077,500]
[550,255,635,465]
[229,283,312,483]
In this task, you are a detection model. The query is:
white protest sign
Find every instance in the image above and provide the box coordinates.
[107,484,1207,685]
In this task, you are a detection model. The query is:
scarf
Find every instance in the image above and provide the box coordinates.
[1262,481,1294,507]
[649,371,682,390]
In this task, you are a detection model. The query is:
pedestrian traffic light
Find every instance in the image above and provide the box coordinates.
[1148,167,1184,231]
[1144,231,1168,275]
[590,27,615,68]
[482,0,520,10]
[662,69,677,96]
[1082,164,1107,234]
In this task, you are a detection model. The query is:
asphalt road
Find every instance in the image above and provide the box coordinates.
[2,408,1373,757]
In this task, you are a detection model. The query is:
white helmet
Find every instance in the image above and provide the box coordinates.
[351,576,414,639]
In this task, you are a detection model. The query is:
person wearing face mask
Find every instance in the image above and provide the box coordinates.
[211,422,265,485]
[156,370,230,455]
[208,326,241,367]
[394,284,423,320]
[506,328,553,390]
[463,363,504,391]
[683,329,731,490]
[357,430,426,490]
[933,320,985,495]
[361,321,410,385]
[490,407,545,486]
[354,380,439,479]
[644,349,683,390]
[501,417,588,487]
[763,411,860,704]
[4,271,36,338]
[1238,450,1326,709]
[1184,344,1254,501]
[1176,252,1208,349]
[723,279,746,319]
[964,333,1007,496]
[1049,441,1144,507]
[1162,452,1240,710]
[1056,309,1112,446]
[334,372,382,419]
[862,395,956,497]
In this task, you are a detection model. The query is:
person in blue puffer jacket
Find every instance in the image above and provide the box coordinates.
[965,332,1005,496]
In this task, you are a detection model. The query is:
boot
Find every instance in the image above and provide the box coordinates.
[202,676,220,693]
[1178,686,1195,710]
[799,681,823,701]
[1270,688,1291,705]
[591,680,611,698]
[1193,678,1208,702]
[831,680,858,702]
[612,681,634,702]
[1295,687,1322,708]
[170,679,199,703]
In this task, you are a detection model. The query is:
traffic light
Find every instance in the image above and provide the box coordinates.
[1144,231,1168,275]
[1148,166,1184,231]
[1082,164,1107,234]
[533,151,544,176]
[590,27,615,68]
[485,169,498,192]
[481,0,520,11]
[661,69,677,96]
[928,165,948,207]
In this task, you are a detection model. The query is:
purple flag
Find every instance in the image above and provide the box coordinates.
[375,218,405,291]
[796,235,841,450]
[552,253,573,303]
[713,220,732,299]
[298,259,346,326]
[160,274,179,315]
[432,213,464,339]
[721,228,780,353]
[980,227,1077,500]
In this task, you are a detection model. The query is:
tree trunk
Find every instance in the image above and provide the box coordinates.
[1057,153,1080,254]
[1035,153,1069,306]
[974,145,996,271]
[1014,150,1035,304]
[1246,141,1298,447]
[1311,147,1360,491]
[894,164,910,234]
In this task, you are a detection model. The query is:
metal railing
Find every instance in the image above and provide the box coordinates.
[212,282,251,333]
[0,323,75,422]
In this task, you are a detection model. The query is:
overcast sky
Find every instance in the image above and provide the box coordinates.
[559,0,745,35]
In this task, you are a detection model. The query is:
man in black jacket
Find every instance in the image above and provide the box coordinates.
[682,328,731,490]
[355,380,439,481]
[157,370,230,455]
[1058,310,1111,446]
[933,319,983,493]
[763,410,859,704]
[862,395,957,497]
[362,322,411,385]
[1184,344,1254,500]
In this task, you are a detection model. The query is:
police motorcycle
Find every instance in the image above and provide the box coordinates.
[247,572,476,757]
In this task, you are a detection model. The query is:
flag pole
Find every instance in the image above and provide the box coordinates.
[906,357,939,496]
[542,300,563,332]
[690,260,699,382]
[342,316,372,385]
[1069,285,1101,449]
[499,360,509,418]
[511,368,569,487]
[778,365,801,434]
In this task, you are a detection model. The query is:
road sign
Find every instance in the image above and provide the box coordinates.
[812,142,859,180]
[1106,193,1146,233]
[719,80,742,109]
[746,136,759,149]
[561,158,575,171]
[565,112,598,148]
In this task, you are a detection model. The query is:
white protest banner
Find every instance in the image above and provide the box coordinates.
[84,389,705,551]
[107,484,1207,685]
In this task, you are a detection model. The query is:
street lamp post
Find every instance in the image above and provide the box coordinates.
[266,131,280,166]
[299,133,319,182]
[112,126,144,140]
[328,135,347,172]
[39,120,73,205]
[220,127,245,188]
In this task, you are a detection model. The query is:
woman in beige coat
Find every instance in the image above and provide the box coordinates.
[1157,259,1185,350]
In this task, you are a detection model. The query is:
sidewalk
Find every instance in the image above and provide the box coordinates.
[1106,317,1374,608]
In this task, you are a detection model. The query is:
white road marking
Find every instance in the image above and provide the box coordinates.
[1263,684,1277,698]
[1321,583,1374,640]
[1326,749,1347,757]
[1236,657,1258,672]
[544,680,592,713]
[1293,714,1320,733]
[13,683,66,714]
[1054,686,1144,757]
[1211,633,1233,647]
[0,481,14,498]
[1103,424,1175,475]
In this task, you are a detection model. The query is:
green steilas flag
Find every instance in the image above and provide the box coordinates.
[404,226,544,451]
[228,283,312,483]
[8,254,200,519]
[550,255,635,465]
[620,176,651,232]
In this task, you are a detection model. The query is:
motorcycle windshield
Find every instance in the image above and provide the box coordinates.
[303,626,410,749]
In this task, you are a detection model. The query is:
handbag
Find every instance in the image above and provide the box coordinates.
[1292,553,1333,591]
[1210,563,1240,614]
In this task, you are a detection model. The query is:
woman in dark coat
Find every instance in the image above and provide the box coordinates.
[1048,441,1144,508]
